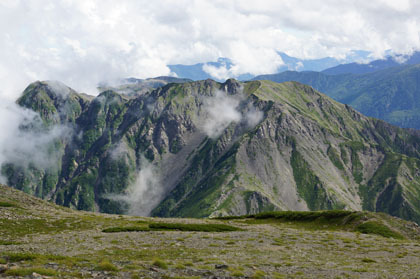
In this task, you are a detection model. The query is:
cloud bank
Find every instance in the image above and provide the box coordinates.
[1,0,420,98]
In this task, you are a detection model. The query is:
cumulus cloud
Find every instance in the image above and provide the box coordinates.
[202,45,285,80]
[202,64,232,81]
[293,61,304,71]
[0,0,420,99]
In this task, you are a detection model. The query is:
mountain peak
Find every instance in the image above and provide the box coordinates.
[17,81,90,125]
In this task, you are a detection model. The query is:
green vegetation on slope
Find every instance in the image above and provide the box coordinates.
[291,149,332,210]
[217,210,405,239]
[356,221,404,239]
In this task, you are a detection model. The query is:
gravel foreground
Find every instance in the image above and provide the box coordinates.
[1,185,420,279]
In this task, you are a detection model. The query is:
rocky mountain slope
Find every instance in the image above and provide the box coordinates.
[2,79,420,223]
[1,184,420,278]
[254,64,420,129]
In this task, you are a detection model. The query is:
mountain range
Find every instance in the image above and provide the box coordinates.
[169,51,420,81]
[2,78,420,224]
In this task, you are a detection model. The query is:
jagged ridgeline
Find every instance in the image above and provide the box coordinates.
[2,79,420,223]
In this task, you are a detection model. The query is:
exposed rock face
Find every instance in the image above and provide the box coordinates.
[3,79,420,223]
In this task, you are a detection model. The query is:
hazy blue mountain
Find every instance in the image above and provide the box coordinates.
[253,64,420,129]
[168,58,227,81]
[322,51,420,75]
[168,51,372,81]
[277,52,338,72]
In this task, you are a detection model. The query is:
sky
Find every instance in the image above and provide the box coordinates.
[0,0,420,97]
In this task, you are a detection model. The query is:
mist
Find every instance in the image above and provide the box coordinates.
[202,90,242,138]
[107,156,163,216]
[0,98,72,184]
[201,89,264,138]
[245,106,264,128]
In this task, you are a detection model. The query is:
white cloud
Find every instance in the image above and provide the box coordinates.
[0,0,419,99]
[202,63,231,81]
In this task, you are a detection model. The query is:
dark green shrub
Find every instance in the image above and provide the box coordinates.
[253,210,354,221]
[0,201,16,207]
[102,223,241,233]
[96,260,118,271]
[7,253,37,262]
[5,268,58,277]
[152,258,168,269]
[102,226,150,233]
[148,222,241,232]
[356,221,403,239]
[361,258,376,263]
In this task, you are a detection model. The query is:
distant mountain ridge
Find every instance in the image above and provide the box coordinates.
[168,50,420,85]
[2,79,420,225]
[253,63,420,129]
[168,58,253,81]
[168,51,371,81]
[322,51,420,75]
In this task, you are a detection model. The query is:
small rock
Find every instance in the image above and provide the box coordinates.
[31,272,43,279]
[0,264,8,273]
[215,264,228,269]
[150,266,159,272]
